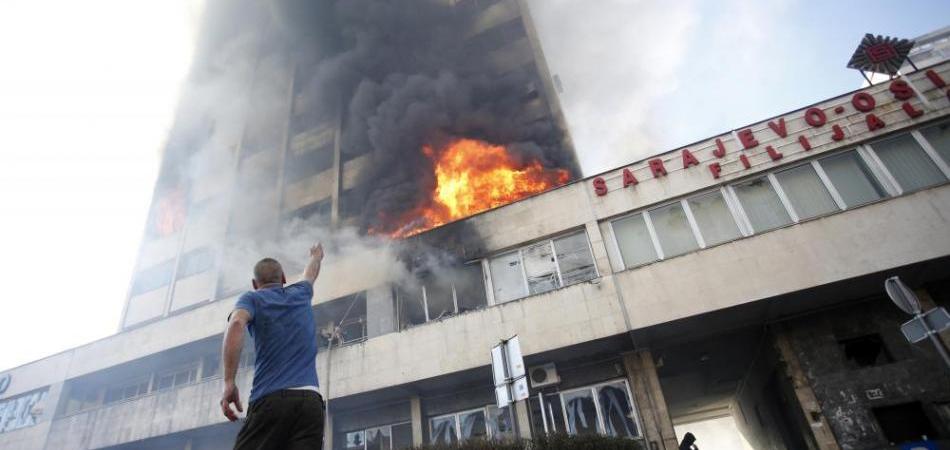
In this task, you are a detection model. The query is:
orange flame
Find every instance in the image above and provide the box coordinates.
[386,138,569,238]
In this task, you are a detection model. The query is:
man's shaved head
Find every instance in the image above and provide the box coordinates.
[253,258,284,285]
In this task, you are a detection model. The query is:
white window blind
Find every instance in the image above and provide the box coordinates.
[687,191,741,246]
[870,133,946,192]
[649,202,699,257]
[613,213,658,268]
[818,151,886,208]
[920,121,950,165]
[732,177,793,232]
[522,242,559,295]
[554,232,597,287]
[774,164,839,220]
[489,252,526,304]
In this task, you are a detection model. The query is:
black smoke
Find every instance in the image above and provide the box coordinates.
[276,0,579,233]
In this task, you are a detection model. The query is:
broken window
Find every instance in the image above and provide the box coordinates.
[396,286,427,330]
[531,392,567,435]
[455,263,488,313]
[176,247,215,280]
[872,402,938,445]
[557,380,640,438]
[487,405,515,441]
[430,415,459,445]
[314,292,367,348]
[429,406,512,445]
[341,421,412,450]
[424,278,455,322]
[392,423,412,449]
[839,334,893,368]
[489,231,597,303]
[554,232,598,287]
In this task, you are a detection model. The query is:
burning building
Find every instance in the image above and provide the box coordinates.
[2,5,950,450]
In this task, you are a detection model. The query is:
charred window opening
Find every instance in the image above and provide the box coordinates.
[872,402,939,445]
[838,334,893,368]
[314,292,367,348]
[396,263,487,330]
[284,198,332,228]
[285,139,335,184]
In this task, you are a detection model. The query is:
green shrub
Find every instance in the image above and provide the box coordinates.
[409,434,644,450]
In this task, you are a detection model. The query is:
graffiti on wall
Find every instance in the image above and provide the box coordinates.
[0,388,48,434]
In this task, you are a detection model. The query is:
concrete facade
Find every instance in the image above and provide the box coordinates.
[3,33,950,450]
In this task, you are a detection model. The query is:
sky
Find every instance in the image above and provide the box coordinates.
[0,1,946,445]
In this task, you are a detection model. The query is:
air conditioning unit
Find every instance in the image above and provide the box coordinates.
[528,363,560,389]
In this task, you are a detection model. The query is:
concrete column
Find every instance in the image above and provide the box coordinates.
[774,328,841,450]
[513,400,532,439]
[325,412,334,450]
[622,350,678,450]
[410,396,424,446]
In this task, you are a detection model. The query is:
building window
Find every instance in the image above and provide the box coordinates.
[396,264,487,330]
[429,406,514,444]
[867,133,947,193]
[153,364,198,391]
[176,247,215,280]
[104,377,150,404]
[343,422,412,450]
[535,380,640,438]
[839,334,893,368]
[648,201,700,258]
[872,402,938,445]
[686,190,741,247]
[920,120,950,165]
[315,292,367,348]
[773,163,841,220]
[731,176,793,233]
[488,231,597,304]
[613,213,659,268]
[130,259,175,296]
[817,150,888,208]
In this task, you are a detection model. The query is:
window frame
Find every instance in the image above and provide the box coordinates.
[861,131,950,195]
[555,378,642,439]
[428,405,513,444]
[343,421,412,450]
[487,230,599,305]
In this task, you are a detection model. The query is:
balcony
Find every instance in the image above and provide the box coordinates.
[45,371,252,450]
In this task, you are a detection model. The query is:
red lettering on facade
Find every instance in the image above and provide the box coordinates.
[798,135,812,151]
[865,113,886,132]
[926,69,947,88]
[767,118,788,138]
[708,162,722,179]
[713,138,727,158]
[739,154,751,169]
[804,107,827,127]
[737,129,759,149]
[831,124,845,141]
[902,101,924,118]
[648,158,667,178]
[851,92,876,112]
[766,146,783,161]
[592,177,607,196]
[622,168,639,187]
[889,80,915,100]
[681,149,700,168]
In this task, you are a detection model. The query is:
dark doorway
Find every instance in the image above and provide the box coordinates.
[872,402,938,444]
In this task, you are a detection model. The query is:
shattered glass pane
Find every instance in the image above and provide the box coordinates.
[430,415,458,444]
[553,232,597,286]
[522,241,559,295]
[487,405,515,440]
[397,286,427,330]
[345,430,365,450]
[366,426,391,450]
[424,281,455,321]
[598,382,640,438]
[459,410,488,441]
[562,389,599,436]
[455,263,487,313]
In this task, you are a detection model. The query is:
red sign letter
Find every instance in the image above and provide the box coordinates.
[593,177,607,196]
[737,129,759,149]
[708,162,722,179]
[648,158,667,178]
[902,102,924,119]
[767,118,788,138]
[926,69,946,88]
[622,168,639,188]
[766,145,783,161]
[831,124,845,141]
[713,138,727,158]
[739,154,752,169]
[889,80,914,100]
[681,149,700,169]
[804,107,827,127]
[865,113,886,132]
[852,92,876,112]
[798,135,812,151]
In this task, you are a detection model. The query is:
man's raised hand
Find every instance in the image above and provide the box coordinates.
[310,243,324,262]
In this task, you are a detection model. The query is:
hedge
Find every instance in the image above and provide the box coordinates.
[409,434,646,450]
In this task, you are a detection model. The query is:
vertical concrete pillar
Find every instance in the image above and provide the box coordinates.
[325,412,334,450]
[513,400,532,439]
[410,396,424,446]
[622,350,678,450]
[774,328,841,450]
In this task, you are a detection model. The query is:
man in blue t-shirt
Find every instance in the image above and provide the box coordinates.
[220,243,324,449]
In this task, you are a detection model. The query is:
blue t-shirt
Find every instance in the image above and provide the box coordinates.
[233,280,319,403]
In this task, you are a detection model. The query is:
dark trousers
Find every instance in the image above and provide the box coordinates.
[234,389,325,450]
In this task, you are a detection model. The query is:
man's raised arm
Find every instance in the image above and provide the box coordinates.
[302,243,324,285]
